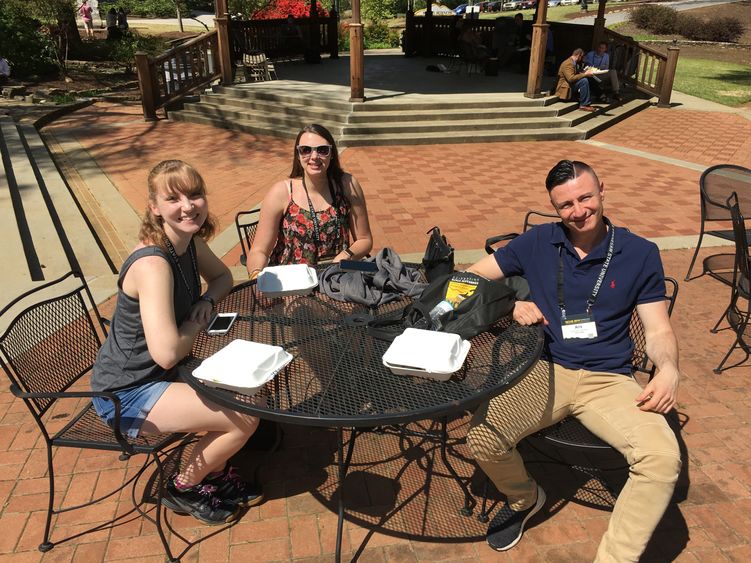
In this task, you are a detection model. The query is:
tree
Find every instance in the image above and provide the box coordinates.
[361,0,394,22]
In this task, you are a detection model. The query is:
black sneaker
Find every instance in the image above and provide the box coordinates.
[205,466,264,508]
[161,479,238,525]
[486,486,546,551]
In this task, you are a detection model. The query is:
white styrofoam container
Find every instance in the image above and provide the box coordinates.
[382,328,471,381]
[257,264,318,297]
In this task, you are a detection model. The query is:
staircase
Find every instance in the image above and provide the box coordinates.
[0,115,114,305]
[169,82,651,146]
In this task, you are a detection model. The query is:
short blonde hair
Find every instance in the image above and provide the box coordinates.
[139,160,218,246]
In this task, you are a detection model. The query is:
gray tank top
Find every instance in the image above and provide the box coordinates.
[91,243,198,392]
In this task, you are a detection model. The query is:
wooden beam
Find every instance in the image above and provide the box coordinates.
[525,1,548,98]
[350,0,364,101]
[215,16,233,85]
[657,47,679,108]
[592,0,607,48]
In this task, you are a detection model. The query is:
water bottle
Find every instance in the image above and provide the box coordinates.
[427,299,454,330]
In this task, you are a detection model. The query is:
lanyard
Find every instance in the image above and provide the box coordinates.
[557,224,615,319]
[163,236,199,301]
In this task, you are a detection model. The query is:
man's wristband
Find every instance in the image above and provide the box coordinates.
[343,247,354,258]
[200,294,215,308]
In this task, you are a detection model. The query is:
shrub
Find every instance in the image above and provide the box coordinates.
[338,21,350,51]
[116,0,180,18]
[630,4,678,35]
[107,32,166,74]
[0,10,59,79]
[678,14,745,43]
[363,20,399,49]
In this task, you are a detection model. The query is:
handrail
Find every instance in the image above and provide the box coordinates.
[604,27,679,107]
[135,31,222,121]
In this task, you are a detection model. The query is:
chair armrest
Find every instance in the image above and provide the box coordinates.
[484,233,519,255]
[10,386,134,455]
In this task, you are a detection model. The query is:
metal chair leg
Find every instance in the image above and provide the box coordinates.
[685,231,705,281]
[39,443,55,552]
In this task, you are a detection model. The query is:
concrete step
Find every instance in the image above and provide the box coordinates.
[339,128,586,146]
[171,108,585,144]
[0,118,68,281]
[181,102,573,134]
[203,93,579,123]
[214,84,551,112]
[21,125,113,280]
[574,98,653,138]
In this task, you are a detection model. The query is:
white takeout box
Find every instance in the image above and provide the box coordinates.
[193,339,292,394]
[382,328,471,381]
[257,264,318,297]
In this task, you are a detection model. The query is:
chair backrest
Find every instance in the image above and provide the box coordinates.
[700,164,751,222]
[0,271,107,419]
[235,208,261,266]
[728,192,751,289]
[523,209,558,232]
[629,277,679,377]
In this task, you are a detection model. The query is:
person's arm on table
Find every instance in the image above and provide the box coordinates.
[467,248,546,326]
[190,236,233,325]
[635,300,680,414]
[246,182,288,279]
[333,174,373,262]
[130,257,205,370]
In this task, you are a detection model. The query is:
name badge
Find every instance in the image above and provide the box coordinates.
[561,313,598,340]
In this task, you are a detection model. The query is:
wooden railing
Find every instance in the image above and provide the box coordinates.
[231,16,339,62]
[136,31,221,120]
[603,28,678,106]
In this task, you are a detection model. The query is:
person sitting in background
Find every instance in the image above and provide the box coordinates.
[498,14,531,72]
[459,21,490,63]
[584,41,623,102]
[0,56,10,85]
[246,123,373,279]
[555,48,596,112]
[117,8,129,32]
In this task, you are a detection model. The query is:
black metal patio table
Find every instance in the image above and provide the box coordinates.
[182,279,543,561]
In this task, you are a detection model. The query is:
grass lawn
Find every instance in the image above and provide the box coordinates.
[673,57,751,107]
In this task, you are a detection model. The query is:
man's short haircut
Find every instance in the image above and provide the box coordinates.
[572,48,584,57]
[598,40,608,47]
[545,160,600,192]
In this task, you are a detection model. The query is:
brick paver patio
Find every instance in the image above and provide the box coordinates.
[2,99,749,561]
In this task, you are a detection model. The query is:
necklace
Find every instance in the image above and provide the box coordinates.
[163,235,199,301]
[301,175,343,258]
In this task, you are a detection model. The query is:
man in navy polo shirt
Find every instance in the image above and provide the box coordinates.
[466,160,681,560]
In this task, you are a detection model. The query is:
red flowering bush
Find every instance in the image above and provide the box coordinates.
[255,0,328,19]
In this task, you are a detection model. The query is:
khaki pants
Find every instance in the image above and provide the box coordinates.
[468,361,681,563]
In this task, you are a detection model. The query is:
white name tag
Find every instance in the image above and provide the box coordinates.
[561,314,598,340]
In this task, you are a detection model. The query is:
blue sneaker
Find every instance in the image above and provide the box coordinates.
[486,486,546,551]
[205,466,264,508]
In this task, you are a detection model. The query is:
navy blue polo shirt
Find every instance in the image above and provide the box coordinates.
[495,220,666,374]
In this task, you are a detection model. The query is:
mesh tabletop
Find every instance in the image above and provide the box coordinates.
[184,281,543,428]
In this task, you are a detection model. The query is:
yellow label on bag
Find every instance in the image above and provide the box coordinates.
[445,276,479,308]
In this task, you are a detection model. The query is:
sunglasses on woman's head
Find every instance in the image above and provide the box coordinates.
[297,144,332,157]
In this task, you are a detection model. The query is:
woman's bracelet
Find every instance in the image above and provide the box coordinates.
[199,294,215,308]
[249,268,262,280]
[343,246,354,258]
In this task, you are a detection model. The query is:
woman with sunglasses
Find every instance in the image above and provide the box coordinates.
[246,124,373,279]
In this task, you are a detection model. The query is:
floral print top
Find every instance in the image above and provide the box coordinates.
[269,179,350,266]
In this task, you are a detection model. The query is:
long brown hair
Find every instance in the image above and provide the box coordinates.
[289,124,345,188]
[139,160,218,246]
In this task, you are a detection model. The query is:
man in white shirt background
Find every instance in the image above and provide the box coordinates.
[584,41,623,102]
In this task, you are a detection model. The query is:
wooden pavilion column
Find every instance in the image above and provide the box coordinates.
[524,1,548,98]
[592,0,607,48]
[214,0,233,84]
[349,0,365,101]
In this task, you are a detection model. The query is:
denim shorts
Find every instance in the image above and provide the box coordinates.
[92,380,172,439]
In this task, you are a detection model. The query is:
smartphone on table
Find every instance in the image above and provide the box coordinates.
[206,312,238,336]
[340,260,379,273]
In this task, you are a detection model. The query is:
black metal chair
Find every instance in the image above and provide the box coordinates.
[713,192,751,373]
[684,164,751,281]
[0,271,187,558]
[235,208,260,267]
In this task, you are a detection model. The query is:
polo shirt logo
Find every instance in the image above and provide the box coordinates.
[610,279,616,289]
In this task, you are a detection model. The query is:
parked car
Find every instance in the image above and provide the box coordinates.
[548,0,562,6]
[486,1,503,11]
[560,0,581,5]
[520,0,537,8]
[502,0,523,10]
[454,3,468,14]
